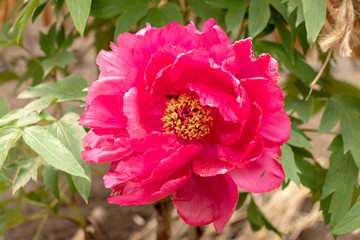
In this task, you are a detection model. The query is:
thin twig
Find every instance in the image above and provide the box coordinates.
[305,49,332,101]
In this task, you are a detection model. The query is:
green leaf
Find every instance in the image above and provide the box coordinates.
[248,0,270,37]
[332,196,360,235]
[12,157,41,194]
[19,75,88,102]
[14,0,40,43]
[65,0,91,36]
[284,0,304,26]
[225,0,249,35]
[114,4,148,41]
[236,192,248,210]
[1,208,24,231]
[247,197,282,236]
[0,96,55,127]
[0,97,8,118]
[23,126,89,181]
[90,0,146,19]
[11,111,56,128]
[47,112,91,202]
[41,49,76,76]
[321,135,358,227]
[0,71,19,84]
[287,129,311,148]
[39,24,56,56]
[301,0,326,45]
[20,59,44,86]
[42,165,60,200]
[32,2,47,23]
[281,143,301,186]
[319,95,360,168]
[0,127,23,168]
[141,3,184,28]
[285,97,314,123]
[191,0,225,28]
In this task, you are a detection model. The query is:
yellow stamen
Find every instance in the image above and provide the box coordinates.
[162,95,213,140]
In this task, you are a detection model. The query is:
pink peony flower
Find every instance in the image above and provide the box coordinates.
[80,19,291,232]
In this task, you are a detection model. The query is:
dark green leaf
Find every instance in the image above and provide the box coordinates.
[302,0,326,45]
[65,0,91,36]
[47,113,91,202]
[285,97,314,123]
[20,59,44,86]
[114,4,148,41]
[248,0,270,37]
[332,196,360,235]
[90,0,147,19]
[23,126,89,181]
[0,127,22,168]
[0,71,19,84]
[43,165,60,200]
[319,98,339,134]
[236,192,248,210]
[19,75,88,102]
[247,198,282,236]
[284,0,304,26]
[281,143,301,186]
[141,3,184,28]
[191,0,225,28]
[32,2,47,23]
[287,129,311,148]
[225,0,249,35]
[39,24,56,56]
[321,135,358,227]
[54,0,64,20]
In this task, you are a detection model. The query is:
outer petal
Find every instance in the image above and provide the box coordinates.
[229,147,285,193]
[241,78,291,145]
[107,164,192,205]
[81,130,131,163]
[172,174,238,232]
[234,38,279,82]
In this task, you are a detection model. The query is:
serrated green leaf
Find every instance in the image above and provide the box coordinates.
[19,75,88,102]
[285,97,314,123]
[302,0,326,45]
[114,4,148,41]
[23,126,89,181]
[287,129,311,148]
[42,49,76,76]
[281,143,301,186]
[43,165,60,200]
[0,97,8,118]
[248,0,270,37]
[12,157,41,194]
[47,112,91,202]
[65,0,91,36]
[39,24,56,56]
[321,135,358,227]
[319,98,339,134]
[141,3,184,28]
[0,127,22,168]
[247,198,282,236]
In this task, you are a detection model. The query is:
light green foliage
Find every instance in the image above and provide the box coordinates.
[332,197,360,235]
[65,0,91,36]
[11,157,41,194]
[302,0,327,45]
[281,143,301,186]
[0,127,23,168]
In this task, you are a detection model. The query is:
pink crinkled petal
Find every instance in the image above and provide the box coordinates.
[134,22,199,69]
[234,38,279,82]
[81,130,131,163]
[172,173,238,232]
[241,78,291,145]
[80,95,127,132]
[107,164,192,205]
[192,140,233,177]
[127,132,181,152]
[229,147,285,193]
[217,102,263,167]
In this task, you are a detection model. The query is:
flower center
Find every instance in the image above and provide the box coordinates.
[162,94,213,140]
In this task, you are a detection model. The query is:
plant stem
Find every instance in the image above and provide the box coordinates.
[154,198,173,240]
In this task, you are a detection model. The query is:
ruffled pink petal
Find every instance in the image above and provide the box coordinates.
[172,173,238,232]
[107,164,192,205]
[217,102,263,167]
[229,147,285,193]
[241,78,290,145]
[233,38,279,82]
[126,132,181,152]
[80,95,127,132]
[192,140,233,177]
[82,130,131,163]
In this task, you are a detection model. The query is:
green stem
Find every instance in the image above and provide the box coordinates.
[154,198,173,240]
[33,214,48,240]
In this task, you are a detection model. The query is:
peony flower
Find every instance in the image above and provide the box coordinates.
[80,19,291,232]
